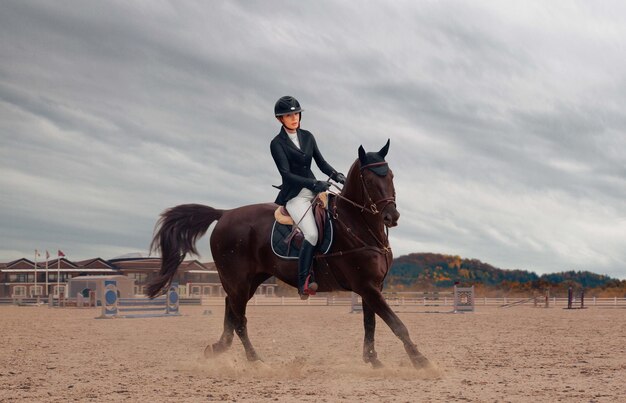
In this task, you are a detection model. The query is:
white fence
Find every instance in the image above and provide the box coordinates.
[199,294,626,308]
[201,295,353,307]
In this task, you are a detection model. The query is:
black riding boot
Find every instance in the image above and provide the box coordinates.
[297,240,317,299]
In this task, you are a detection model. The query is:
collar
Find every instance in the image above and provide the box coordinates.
[279,127,304,152]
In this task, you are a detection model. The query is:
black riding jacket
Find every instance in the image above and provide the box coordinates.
[270,127,337,205]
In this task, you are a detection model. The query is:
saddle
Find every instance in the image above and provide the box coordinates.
[271,193,334,259]
[274,192,328,226]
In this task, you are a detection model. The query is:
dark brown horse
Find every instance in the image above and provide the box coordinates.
[147,140,431,369]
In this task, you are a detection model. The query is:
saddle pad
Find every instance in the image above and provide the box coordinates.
[271,211,334,259]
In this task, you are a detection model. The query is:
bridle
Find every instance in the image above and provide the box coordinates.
[321,161,397,264]
[327,161,396,216]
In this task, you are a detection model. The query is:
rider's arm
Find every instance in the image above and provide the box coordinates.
[311,135,340,180]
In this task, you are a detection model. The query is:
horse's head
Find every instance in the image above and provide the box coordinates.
[351,139,400,227]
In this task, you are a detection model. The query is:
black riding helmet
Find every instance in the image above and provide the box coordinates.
[274,96,304,117]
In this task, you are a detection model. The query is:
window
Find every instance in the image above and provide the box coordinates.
[53,285,66,297]
[13,286,27,297]
[8,274,32,283]
[48,273,71,282]
[30,285,43,297]
[127,273,148,283]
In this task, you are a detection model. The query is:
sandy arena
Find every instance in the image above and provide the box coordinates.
[0,304,624,402]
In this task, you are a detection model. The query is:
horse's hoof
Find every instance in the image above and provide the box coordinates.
[414,354,433,370]
[246,352,263,362]
[370,359,384,369]
[251,360,271,370]
[203,344,214,359]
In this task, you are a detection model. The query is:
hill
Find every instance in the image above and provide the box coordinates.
[386,253,624,296]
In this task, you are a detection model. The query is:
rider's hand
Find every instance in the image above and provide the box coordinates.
[334,172,347,185]
[313,181,331,193]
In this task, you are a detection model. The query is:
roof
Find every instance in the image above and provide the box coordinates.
[74,258,116,270]
[68,275,132,281]
[1,256,217,274]
[110,257,215,272]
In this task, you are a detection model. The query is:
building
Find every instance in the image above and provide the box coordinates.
[0,257,276,298]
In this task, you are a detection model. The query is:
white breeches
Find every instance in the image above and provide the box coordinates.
[285,188,318,245]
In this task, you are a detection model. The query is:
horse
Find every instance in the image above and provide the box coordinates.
[146,140,431,369]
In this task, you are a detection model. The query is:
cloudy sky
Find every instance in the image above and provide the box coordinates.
[1,1,625,278]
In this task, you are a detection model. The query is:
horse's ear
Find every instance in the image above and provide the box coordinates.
[378,139,390,159]
[358,145,367,164]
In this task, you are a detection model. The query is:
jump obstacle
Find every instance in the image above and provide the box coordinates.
[566,287,585,310]
[352,285,475,314]
[501,293,549,308]
[453,285,475,313]
[98,280,181,319]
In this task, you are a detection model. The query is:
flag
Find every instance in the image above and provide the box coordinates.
[46,250,50,260]
[58,250,65,257]
[35,249,41,257]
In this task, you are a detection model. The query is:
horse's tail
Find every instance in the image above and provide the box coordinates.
[146,204,224,298]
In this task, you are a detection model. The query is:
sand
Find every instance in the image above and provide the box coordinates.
[0,303,625,402]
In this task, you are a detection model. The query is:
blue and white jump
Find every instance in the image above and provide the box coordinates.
[98,280,180,319]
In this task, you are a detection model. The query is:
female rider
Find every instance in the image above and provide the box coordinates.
[270,96,346,299]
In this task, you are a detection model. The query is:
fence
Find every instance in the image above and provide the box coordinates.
[2,295,625,308]
[201,295,353,307]
[198,294,626,308]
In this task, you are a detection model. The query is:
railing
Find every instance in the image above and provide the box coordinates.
[199,295,626,308]
[477,296,626,307]
[2,295,625,308]
[201,295,353,307]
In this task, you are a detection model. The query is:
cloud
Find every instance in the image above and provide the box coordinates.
[1,1,625,278]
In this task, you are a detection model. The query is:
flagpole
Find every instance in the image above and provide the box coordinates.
[34,249,38,297]
[45,252,49,296]
[57,255,60,297]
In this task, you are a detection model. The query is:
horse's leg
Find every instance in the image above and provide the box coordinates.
[362,300,383,369]
[360,288,431,369]
[229,295,261,362]
[205,296,235,357]
[213,273,270,361]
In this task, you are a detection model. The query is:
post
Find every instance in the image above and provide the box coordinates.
[57,257,61,297]
[45,258,49,296]
[453,285,475,313]
[34,250,38,297]
[567,287,573,309]
[100,280,119,318]
[580,289,585,309]
[166,283,180,315]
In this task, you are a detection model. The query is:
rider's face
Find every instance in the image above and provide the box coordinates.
[278,113,300,132]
